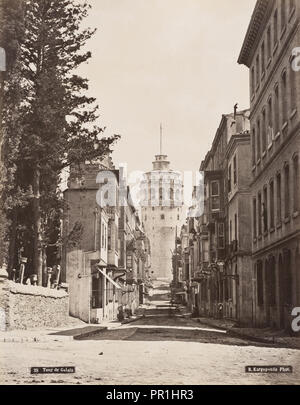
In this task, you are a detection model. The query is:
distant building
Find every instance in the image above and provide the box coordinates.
[226,131,253,325]
[238,0,300,329]
[173,110,252,324]
[199,110,251,321]
[140,151,185,280]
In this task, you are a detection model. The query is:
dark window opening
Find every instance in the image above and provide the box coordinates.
[253,198,257,237]
[270,181,275,228]
[277,173,282,223]
[91,276,103,309]
[263,187,268,232]
[293,156,299,212]
[284,164,290,218]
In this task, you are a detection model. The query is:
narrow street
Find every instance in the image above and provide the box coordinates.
[76,281,258,346]
[0,282,299,385]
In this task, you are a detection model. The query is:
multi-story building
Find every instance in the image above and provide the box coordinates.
[195,110,250,319]
[119,190,152,307]
[174,110,252,322]
[238,0,300,329]
[140,151,185,280]
[225,131,253,325]
[62,157,151,324]
[171,224,188,304]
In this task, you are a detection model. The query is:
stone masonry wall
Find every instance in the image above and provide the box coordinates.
[0,279,69,331]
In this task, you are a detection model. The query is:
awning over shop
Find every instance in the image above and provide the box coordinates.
[96,267,122,289]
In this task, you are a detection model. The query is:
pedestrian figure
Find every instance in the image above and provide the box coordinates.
[218,303,224,319]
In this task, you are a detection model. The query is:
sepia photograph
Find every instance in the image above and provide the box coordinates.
[0,0,299,391]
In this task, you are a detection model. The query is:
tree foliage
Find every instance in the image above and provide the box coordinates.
[0,0,25,267]
[0,0,119,280]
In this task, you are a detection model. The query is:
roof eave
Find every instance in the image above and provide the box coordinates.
[238,0,272,67]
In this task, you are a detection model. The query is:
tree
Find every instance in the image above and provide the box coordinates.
[1,0,119,283]
[0,0,25,268]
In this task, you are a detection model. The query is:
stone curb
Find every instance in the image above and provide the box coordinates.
[228,329,300,349]
[227,329,278,345]
[197,318,300,349]
[73,327,108,340]
[196,318,272,343]
[197,318,272,344]
[0,317,144,343]
[196,317,237,330]
[120,315,144,325]
[0,335,74,343]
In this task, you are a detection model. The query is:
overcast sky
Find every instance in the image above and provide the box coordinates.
[82,0,257,175]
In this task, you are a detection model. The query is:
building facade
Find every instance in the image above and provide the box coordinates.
[62,158,151,324]
[195,111,251,321]
[140,153,185,280]
[238,0,300,329]
[172,110,253,325]
[226,132,253,325]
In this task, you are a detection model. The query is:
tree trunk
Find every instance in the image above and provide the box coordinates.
[33,165,43,285]
[42,246,47,287]
[7,209,17,277]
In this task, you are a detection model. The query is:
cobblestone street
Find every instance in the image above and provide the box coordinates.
[0,283,299,385]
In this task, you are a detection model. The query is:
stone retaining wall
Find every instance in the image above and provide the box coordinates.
[0,278,69,331]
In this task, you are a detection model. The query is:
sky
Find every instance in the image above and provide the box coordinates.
[81,0,257,176]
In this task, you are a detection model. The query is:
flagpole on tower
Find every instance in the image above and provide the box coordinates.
[160,123,163,155]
